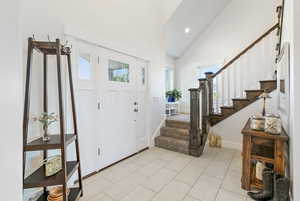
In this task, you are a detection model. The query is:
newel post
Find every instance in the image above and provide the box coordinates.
[199,78,208,134]
[205,72,214,115]
[189,88,201,157]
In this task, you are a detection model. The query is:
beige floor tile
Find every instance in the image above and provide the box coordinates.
[103,179,138,200]
[165,156,192,172]
[137,161,165,176]
[141,168,177,192]
[88,193,115,201]
[80,147,245,201]
[119,171,148,186]
[203,160,230,180]
[229,152,243,173]
[215,189,246,201]
[100,162,139,183]
[221,169,247,196]
[189,175,222,201]
[83,176,114,200]
[151,180,191,201]
[120,186,155,201]
[175,164,204,186]
[189,157,212,169]
[183,196,201,201]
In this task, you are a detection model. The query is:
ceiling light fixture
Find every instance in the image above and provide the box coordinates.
[185,28,191,34]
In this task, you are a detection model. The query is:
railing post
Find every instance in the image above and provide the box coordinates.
[189,88,201,157]
[199,79,208,134]
[205,72,214,115]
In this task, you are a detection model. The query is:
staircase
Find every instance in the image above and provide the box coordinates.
[155,115,190,155]
[210,80,277,126]
[154,6,283,157]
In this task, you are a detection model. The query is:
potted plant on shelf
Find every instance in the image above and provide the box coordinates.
[166,89,182,102]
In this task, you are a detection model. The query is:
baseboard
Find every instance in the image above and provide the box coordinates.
[75,147,149,184]
[222,140,242,151]
[150,116,166,147]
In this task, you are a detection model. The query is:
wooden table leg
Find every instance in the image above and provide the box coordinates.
[242,135,252,190]
[274,139,285,175]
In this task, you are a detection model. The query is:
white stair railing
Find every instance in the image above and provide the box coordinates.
[210,24,279,113]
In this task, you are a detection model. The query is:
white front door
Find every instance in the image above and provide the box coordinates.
[72,38,148,173]
[96,48,139,168]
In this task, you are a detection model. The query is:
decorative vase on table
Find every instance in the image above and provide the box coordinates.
[166,89,182,103]
[168,96,175,102]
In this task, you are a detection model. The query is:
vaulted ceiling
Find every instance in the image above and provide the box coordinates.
[166,0,232,58]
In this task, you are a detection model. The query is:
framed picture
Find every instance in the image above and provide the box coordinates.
[277,42,290,133]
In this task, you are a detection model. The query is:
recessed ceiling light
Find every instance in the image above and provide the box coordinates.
[185,28,191,34]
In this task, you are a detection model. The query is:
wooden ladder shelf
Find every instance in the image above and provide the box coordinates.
[23,37,83,201]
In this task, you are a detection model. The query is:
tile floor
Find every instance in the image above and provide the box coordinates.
[80,146,254,201]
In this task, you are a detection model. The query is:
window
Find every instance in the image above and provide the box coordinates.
[165,68,174,92]
[109,60,130,83]
[78,53,92,80]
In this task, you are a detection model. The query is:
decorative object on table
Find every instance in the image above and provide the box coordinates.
[166,89,182,102]
[208,134,222,148]
[277,43,290,133]
[247,168,274,201]
[258,91,272,116]
[271,174,290,201]
[33,112,58,141]
[23,38,83,201]
[256,162,267,180]
[43,155,62,177]
[265,115,282,135]
[250,115,265,131]
[48,186,70,201]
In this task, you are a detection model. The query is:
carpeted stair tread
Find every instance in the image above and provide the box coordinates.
[155,136,189,155]
[160,126,189,141]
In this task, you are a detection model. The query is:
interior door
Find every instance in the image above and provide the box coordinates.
[135,60,148,151]
[96,48,137,168]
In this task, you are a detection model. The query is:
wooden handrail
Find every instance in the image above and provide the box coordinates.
[212,23,279,78]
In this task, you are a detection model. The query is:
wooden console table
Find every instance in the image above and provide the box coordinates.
[241,118,288,190]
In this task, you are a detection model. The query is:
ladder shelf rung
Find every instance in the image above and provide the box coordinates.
[25,134,77,151]
[24,161,79,189]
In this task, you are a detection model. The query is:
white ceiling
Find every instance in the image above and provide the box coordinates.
[153,0,183,24]
[166,0,232,58]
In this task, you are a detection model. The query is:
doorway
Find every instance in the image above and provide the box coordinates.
[72,38,149,176]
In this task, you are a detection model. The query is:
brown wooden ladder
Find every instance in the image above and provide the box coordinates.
[23,37,83,201]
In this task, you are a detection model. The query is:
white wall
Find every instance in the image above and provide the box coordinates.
[20,0,175,138]
[175,0,279,113]
[292,0,299,198]
[281,0,298,199]
[0,0,22,200]
[210,91,277,150]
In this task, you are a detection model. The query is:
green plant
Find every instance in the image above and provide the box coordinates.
[172,89,182,101]
[166,90,173,98]
[166,89,182,101]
